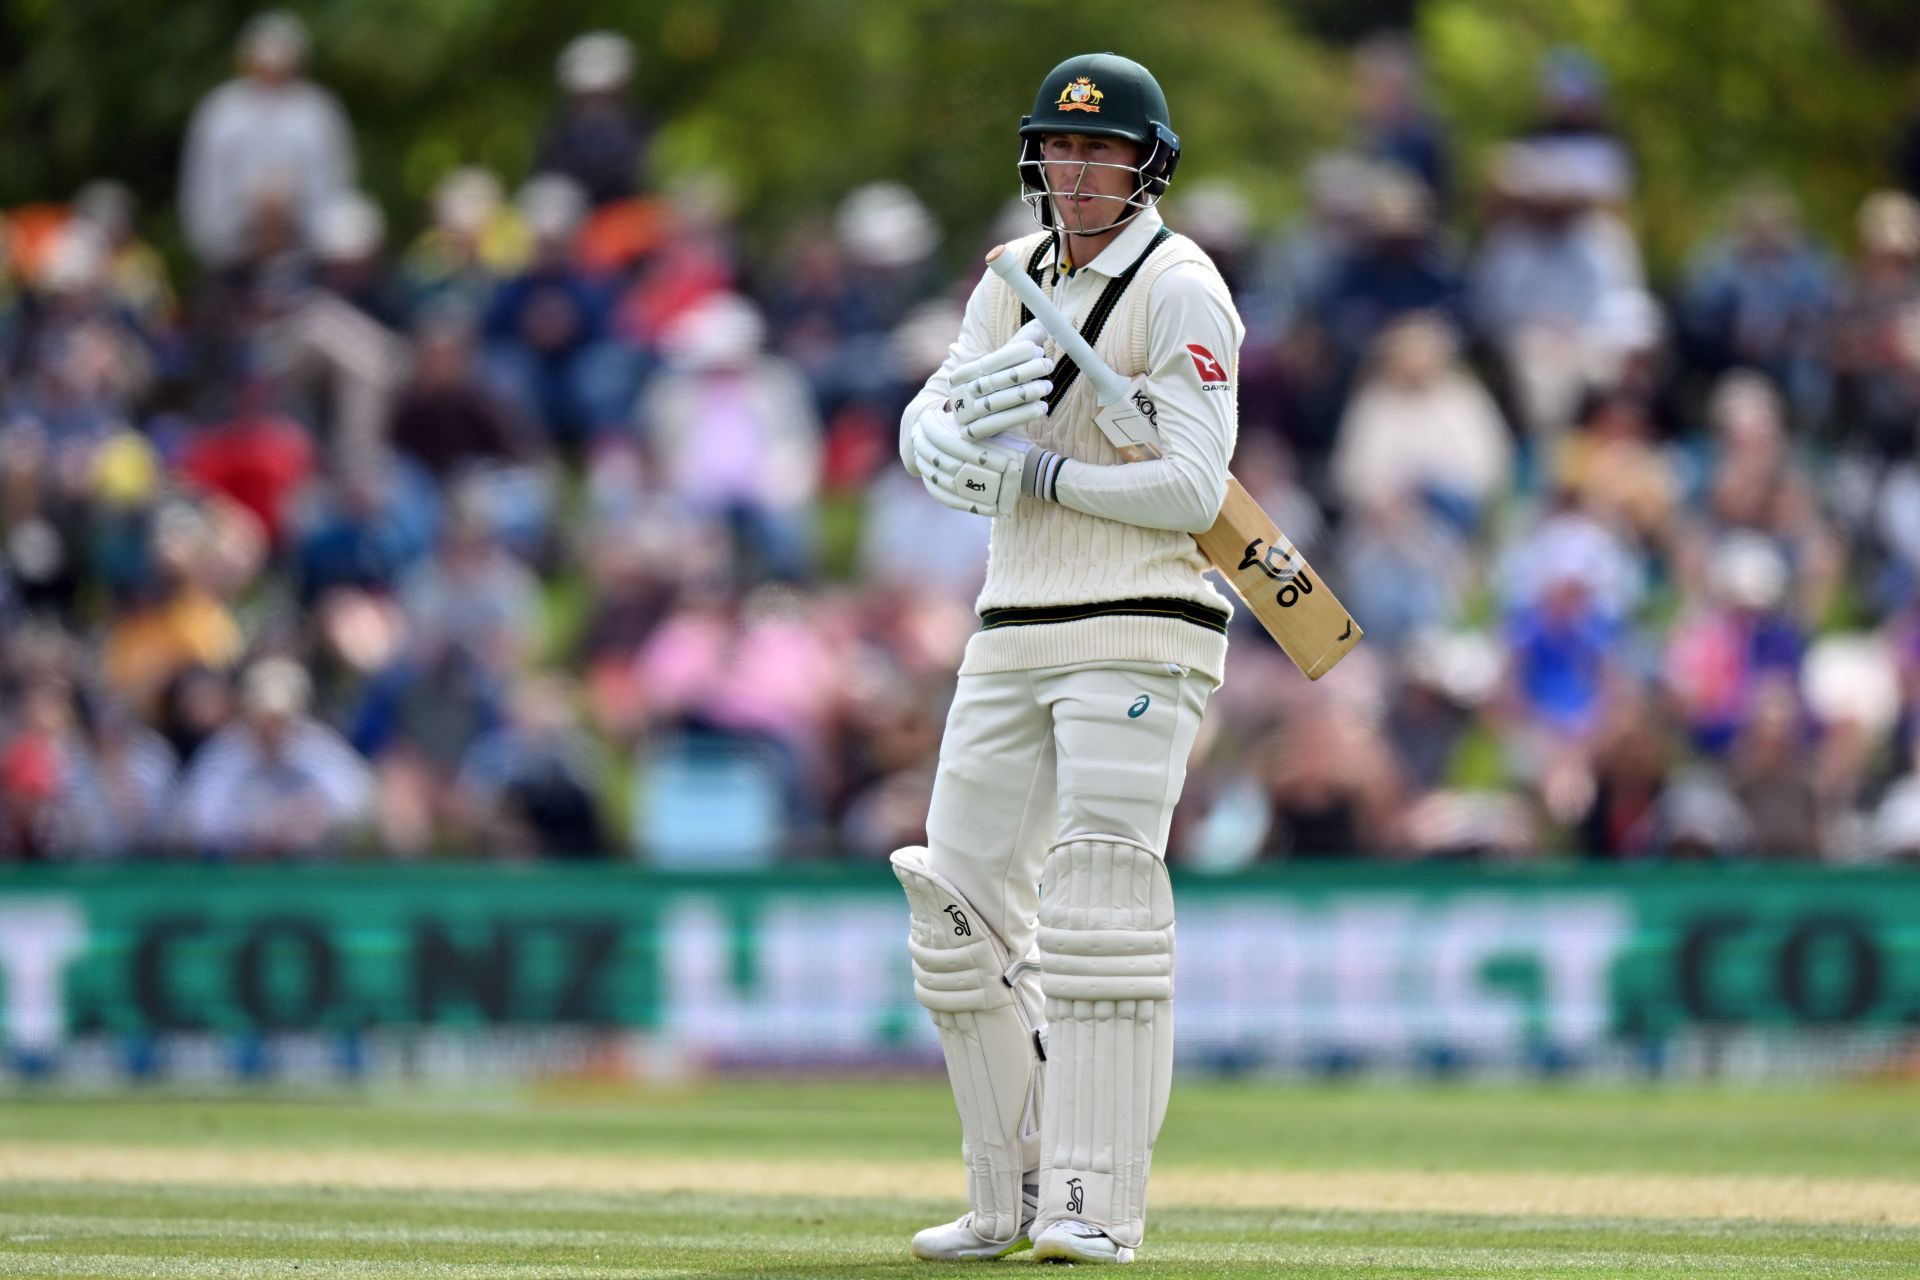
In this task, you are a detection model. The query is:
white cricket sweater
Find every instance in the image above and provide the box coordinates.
[901,208,1244,684]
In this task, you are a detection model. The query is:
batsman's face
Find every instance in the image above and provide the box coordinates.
[1041,133,1143,233]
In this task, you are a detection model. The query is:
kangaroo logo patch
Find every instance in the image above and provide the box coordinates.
[1128,694,1150,718]
[1186,344,1228,387]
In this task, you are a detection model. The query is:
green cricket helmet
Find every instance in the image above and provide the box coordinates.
[1018,52,1182,232]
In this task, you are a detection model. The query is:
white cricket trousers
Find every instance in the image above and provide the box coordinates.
[924,659,1213,958]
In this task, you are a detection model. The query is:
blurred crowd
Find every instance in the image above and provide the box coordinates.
[8,19,1920,866]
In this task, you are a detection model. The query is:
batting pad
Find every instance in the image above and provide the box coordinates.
[1034,836,1175,1250]
[891,846,1044,1245]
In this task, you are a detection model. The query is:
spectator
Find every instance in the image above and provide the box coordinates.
[389,320,536,480]
[6,226,155,445]
[1681,371,1842,620]
[482,176,633,445]
[1570,686,1673,860]
[70,181,175,335]
[1329,312,1511,526]
[176,656,373,857]
[833,182,941,331]
[401,168,529,323]
[624,584,843,841]
[638,292,821,581]
[174,378,315,548]
[1551,387,1680,550]
[1520,47,1634,201]
[1679,183,1835,426]
[260,190,411,465]
[534,33,652,207]
[399,492,544,678]
[291,453,437,604]
[1248,718,1405,858]
[1499,549,1627,748]
[1386,628,1500,793]
[1353,32,1451,206]
[101,502,251,715]
[0,423,95,621]
[1830,190,1920,458]
[1337,495,1475,654]
[1316,165,1464,379]
[1725,676,1821,857]
[0,676,176,860]
[1242,153,1379,469]
[1469,140,1643,444]
[179,12,356,270]
[1664,531,1807,756]
[454,674,609,858]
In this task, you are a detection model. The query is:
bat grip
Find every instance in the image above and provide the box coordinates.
[985,245,1129,405]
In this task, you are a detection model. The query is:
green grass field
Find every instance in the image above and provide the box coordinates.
[3,1078,1918,1277]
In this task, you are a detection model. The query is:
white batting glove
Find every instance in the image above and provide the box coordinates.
[947,319,1054,442]
[913,411,1032,517]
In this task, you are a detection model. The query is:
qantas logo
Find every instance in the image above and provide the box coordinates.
[1186,344,1228,388]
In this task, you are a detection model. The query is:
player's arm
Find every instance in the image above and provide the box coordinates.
[1030,263,1242,534]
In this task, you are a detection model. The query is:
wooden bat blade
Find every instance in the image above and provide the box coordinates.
[1194,479,1362,679]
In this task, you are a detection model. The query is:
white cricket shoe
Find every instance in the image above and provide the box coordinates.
[911,1183,1038,1261]
[910,1212,1031,1261]
[1032,1220,1135,1265]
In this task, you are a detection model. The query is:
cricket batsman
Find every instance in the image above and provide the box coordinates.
[891,52,1243,1265]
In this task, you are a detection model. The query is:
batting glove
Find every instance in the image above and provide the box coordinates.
[948,319,1054,442]
[913,411,1032,517]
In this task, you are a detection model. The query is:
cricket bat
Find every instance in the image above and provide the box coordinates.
[985,244,1361,679]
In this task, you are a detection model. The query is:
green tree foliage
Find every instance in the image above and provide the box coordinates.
[0,0,1912,273]
[1425,0,1915,269]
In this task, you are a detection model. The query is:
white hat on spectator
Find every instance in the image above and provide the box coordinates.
[1403,627,1503,706]
[1858,190,1920,257]
[1176,178,1253,254]
[1707,369,1785,443]
[1363,164,1432,237]
[889,300,966,382]
[1305,151,1377,221]
[517,174,589,242]
[662,292,765,369]
[837,182,940,270]
[1401,790,1537,857]
[432,167,505,236]
[1707,531,1789,611]
[41,223,107,293]
[1660,771,1752,854]
[242,656,313,719]
[1592,288,1664,353]
[73,180,136,240]
[314,191,385,261]
[240,11,309,72]
[558,31,634,94]
[1500,511,1643,619]
[1802,633,1899,738]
